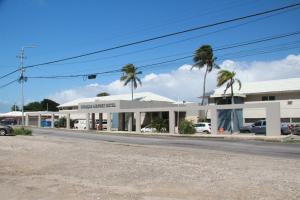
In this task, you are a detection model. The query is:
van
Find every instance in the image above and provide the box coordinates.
[74,119,107,130]
[74,119,91,130]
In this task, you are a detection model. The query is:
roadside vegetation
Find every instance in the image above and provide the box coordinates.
[14,127,32,136]
[150,118,168,133]
[179,120,196,134]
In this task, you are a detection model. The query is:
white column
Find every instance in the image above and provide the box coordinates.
[107,112,111,132]
[169,110,175,134]
[51,114,55,128]
[38,114,41,128]
[86,113,90,130]
[128,113,133,132]
[25,114,29,126]
[135,112,141,133]
[266,103,281,136]
[210,108,218,134]
[66,113,71,129]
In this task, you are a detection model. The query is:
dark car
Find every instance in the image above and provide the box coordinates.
[0,124,14,136]
[240,120,291,135]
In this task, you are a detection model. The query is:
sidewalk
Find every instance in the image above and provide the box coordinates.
[91,129,300,142]
[29,127,300,142]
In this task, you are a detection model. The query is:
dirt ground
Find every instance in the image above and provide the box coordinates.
[0,135,299,200]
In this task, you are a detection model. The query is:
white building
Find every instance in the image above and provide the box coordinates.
[209,78,300,123]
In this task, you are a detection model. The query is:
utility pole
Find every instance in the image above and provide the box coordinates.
[17,46,36,127]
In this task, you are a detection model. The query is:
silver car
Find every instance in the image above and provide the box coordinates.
[240,120,290,135]
[0,124,14,136]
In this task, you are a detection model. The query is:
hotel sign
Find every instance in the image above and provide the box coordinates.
[79,101,119,111]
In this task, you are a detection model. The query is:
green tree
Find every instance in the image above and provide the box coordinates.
[120,64,142,101]
[193,45,219,105]
[41,99,59,111]
[24,101,42,111]
[11,104,20,111]
[23,99,59,112]
[96,92,110,97]
[217,69,242,133]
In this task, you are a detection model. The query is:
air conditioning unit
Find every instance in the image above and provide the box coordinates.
[287,100,293,105]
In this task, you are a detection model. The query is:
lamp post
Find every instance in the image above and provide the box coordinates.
[17,45,36,127]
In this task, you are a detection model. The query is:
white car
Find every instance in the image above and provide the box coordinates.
[141,125,156,133]
[193,123,211,133]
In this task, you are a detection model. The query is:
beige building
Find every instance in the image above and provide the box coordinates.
[209,78,300,123]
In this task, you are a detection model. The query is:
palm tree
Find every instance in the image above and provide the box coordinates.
[193,45,219,105]
[120,64,142,101]
[217,69,242,133]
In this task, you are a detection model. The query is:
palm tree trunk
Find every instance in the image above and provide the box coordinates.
[201,67,209,105]
[230,79,234,134]
[198,67,209,122]
[131,80,133,101]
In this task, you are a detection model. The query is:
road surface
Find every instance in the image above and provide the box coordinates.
[32,128,300,159]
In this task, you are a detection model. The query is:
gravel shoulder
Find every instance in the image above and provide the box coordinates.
[0,135,299,200]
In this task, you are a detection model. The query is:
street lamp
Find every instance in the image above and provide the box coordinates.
[17,45,36,127]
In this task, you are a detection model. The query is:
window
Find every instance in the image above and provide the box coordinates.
[254,121,261,126]
[262,96,275,101]
[262,96,268,101]
[269,96,275,101]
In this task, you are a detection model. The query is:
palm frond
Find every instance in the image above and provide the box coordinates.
[124,78,131,86]
[136,77,142,86]
[133,79,138,89]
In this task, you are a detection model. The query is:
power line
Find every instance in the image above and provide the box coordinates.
[0,69,19,80]
[0,78,19,89]
[1,2,299,81]
[33,30,300,77]
[23,2,300,69]
[47,10,297,68]
[27,41,300,80]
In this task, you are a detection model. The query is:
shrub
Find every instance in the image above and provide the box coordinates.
[55,117,66,128]
[150,118,168,133]
[14,128,32,136]
[179,120,196,134]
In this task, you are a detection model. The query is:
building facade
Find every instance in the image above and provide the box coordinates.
[209,78,300,124]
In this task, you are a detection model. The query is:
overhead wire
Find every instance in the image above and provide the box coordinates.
[1,2,299,81]
[27,40,300,80]
[28,30,300,77]
[23,2,300,70]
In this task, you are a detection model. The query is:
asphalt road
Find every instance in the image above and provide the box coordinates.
[32,128,300,159]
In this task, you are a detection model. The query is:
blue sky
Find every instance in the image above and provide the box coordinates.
[0,0,300,111]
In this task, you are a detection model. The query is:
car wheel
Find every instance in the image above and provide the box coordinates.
[203,130,209,134]
[0,129,7,136]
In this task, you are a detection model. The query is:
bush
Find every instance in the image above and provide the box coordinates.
[179,120,196,134]
[55,117,66,128]
[14,128,32,136]
[150,118,168,133]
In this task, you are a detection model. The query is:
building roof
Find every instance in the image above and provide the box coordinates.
[0,111,22,117]
[58,92,176,108]
[211,78,300,97]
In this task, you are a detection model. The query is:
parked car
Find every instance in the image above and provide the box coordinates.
[240,120,291,135]
[291,123,300,135]
[0,124,14,136]
[141,125,156,133]
[193,123,211,134]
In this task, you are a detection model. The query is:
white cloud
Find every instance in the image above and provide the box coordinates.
[48,54,300,104]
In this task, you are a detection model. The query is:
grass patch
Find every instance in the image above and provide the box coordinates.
[14,128,32,136]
